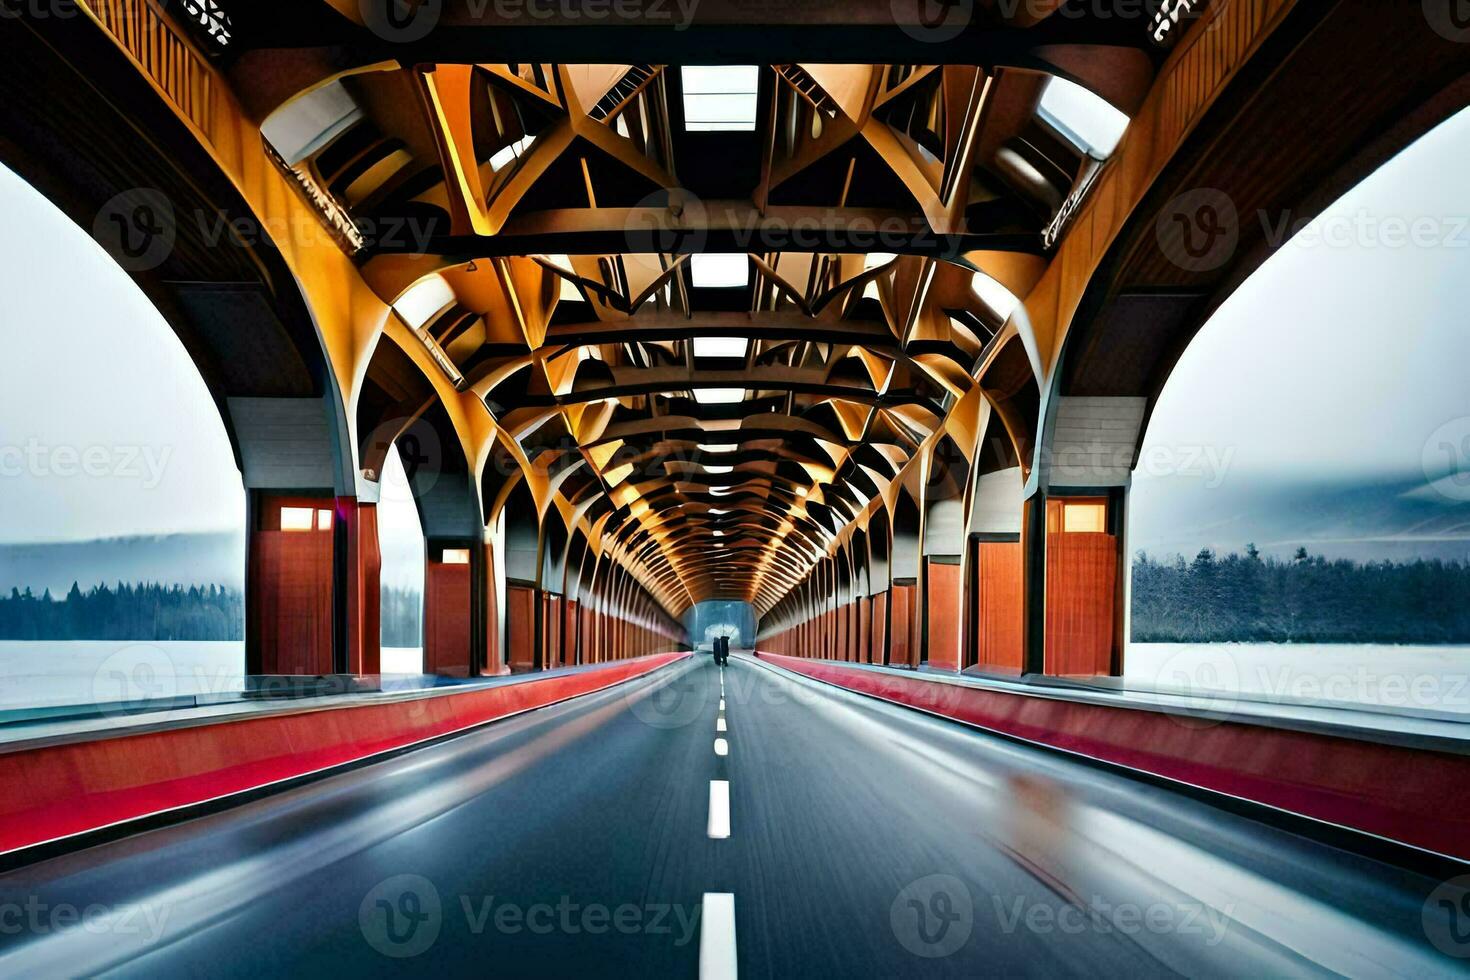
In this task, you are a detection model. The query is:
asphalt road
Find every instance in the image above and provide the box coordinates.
[0,655,1463,977]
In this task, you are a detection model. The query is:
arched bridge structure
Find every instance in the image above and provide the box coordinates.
[2,1,1470,975]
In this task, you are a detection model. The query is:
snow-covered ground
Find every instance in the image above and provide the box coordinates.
[0,641,427,709]
[1126,642,1470,716]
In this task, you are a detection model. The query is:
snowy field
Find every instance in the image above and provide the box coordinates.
[0,641,427,709]
[1126,642,1470,716]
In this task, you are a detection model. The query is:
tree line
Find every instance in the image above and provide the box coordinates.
[1131,546,1470,644]
[0,582,427,645]
[0,582,243,641]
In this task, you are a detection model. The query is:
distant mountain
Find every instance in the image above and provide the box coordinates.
[1131,472,1470,564]
[0,532,245,594]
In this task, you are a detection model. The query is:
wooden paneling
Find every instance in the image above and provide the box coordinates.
[869,592,887,665]
[506,585,536,673]
[890,584,914,667]
[249,530,333,676]
[926,560,961,672]
[425,561,471,677]
[1045,533,1117,676]
[544,594,564,668]
[975,541,1024,674]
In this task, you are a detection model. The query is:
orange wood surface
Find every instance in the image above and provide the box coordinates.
[926,560,962,672]
[975,541,1024,673]
[425,561,472,677]
[1045,533,1117,676]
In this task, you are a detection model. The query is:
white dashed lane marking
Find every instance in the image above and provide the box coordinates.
[707,780,731,839]
[699,893,737,980]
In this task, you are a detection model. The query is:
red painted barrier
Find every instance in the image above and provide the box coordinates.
[0,653,688,857]
[757,653,1470,862]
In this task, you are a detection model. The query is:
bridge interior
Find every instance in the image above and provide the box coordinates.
[2,0,1469,975]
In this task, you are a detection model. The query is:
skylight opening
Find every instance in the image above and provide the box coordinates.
[394,276,455,330]
[692,336,749,358]
[704,465,734,474]
[489,134,535,172]
[690,255,749,289]
[971,271,1021,323]
[699,443,737,453]
[693,388,746,404]
[681,66,759,132]
[1037,77,1130,160]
